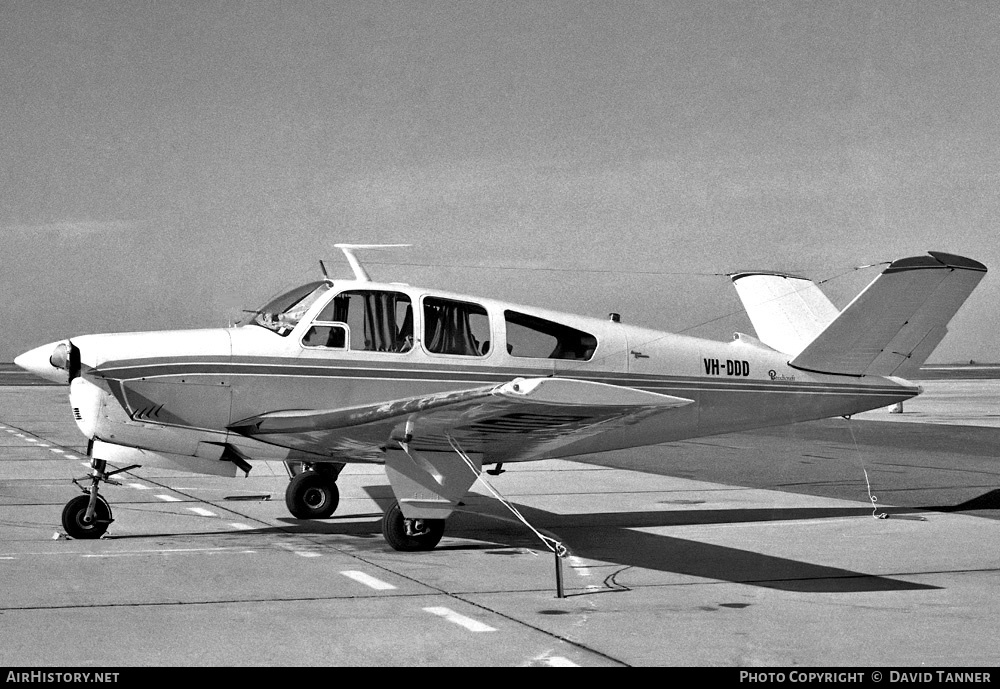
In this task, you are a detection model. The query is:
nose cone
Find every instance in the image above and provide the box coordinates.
[14,341,70,384]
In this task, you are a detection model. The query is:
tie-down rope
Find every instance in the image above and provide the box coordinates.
[845,421,888,519]
[446,435,568,557]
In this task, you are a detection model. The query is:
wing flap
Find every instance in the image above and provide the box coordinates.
[229,377,693,462]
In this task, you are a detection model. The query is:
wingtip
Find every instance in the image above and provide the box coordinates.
[885,252,987,274]
[927,251,987,272]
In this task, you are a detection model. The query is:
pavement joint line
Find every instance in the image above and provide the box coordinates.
[75,547,252,558]
[423,606,497,632]
[0,590,475,613]
[340,570,398,590]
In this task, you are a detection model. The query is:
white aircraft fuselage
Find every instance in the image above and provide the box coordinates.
[21,278,916,476]
[24,247,981,550]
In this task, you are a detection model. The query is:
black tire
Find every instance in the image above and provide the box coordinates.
[285,471,339,519]
[61,494,112,539]
[381,501,445,551]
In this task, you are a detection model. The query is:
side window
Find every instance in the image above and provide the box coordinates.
[301,324,347,349]
[423,297,490,356]
[504,310,597,360]
[313,290,413,353]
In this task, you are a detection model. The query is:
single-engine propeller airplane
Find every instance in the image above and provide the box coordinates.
[15,246,987,551]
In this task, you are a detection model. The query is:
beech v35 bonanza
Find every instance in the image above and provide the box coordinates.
[15,246,987,551]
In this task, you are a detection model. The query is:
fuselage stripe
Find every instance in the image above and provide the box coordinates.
[90,359,917,398]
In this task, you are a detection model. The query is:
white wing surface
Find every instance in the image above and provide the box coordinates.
[229,377,693,463]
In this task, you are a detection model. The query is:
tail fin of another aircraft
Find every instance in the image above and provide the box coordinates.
[732,252,987,378]
[730,271,841,356]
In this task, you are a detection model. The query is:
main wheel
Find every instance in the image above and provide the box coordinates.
[285,471,340,519]
[62,494,112,539]
[381,501,445,551]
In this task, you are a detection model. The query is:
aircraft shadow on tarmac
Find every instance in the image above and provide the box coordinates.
[933,488,1000,512]
[269,485,939,594]
[103,485,961,594]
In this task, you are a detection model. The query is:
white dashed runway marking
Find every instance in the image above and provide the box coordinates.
[187,507,216,517]
[155,494,182,502]
[569,556,592,576]
[340,570,397,590]
[423,607,496,632]
[542,656,578,667]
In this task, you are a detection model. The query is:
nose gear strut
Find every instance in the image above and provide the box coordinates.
[61,457,140,539]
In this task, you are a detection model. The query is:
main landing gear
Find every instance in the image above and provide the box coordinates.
[284,462,445,550]
[284,463,343,519]
[61,457,139,539]
[380,501,445,551]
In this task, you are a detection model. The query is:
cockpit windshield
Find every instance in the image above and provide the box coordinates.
[249,281,331,336]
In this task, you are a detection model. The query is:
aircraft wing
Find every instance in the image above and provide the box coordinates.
[229,377,693,463]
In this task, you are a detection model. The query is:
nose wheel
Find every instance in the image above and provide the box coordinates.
[62,494,113,539]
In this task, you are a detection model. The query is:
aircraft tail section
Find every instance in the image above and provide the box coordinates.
[787,252,986,378]
[730,271,840,356]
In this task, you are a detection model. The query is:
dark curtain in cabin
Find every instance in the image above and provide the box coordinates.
[329,292,411,352]
[424,299,479,356]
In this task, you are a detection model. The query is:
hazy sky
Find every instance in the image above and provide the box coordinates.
[3,1,998,363]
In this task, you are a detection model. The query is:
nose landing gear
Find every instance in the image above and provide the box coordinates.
[61,458,139,539]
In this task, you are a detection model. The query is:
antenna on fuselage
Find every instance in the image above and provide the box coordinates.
[334,243,411,282]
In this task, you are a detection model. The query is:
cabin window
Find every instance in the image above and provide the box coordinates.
[423,297,490,356]
[503,310,597,360]
[252,282,331,336]
[315,290,413,353]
